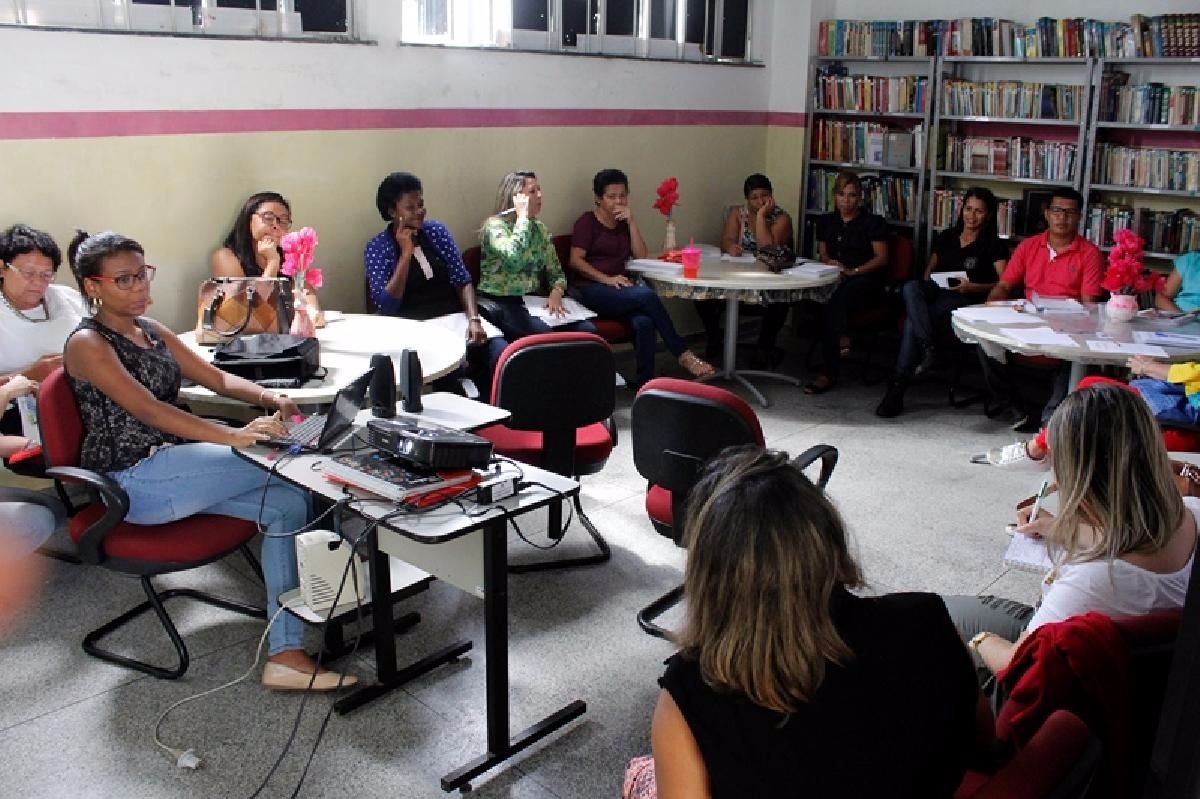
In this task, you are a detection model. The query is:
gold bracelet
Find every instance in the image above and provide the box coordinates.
[968,631,995,652]
[259,389,274,408]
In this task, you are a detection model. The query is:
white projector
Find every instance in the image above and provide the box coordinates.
[296,530,370,614]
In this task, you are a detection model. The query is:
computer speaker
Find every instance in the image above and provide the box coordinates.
[398,348,424,413]
[369,353,396,418]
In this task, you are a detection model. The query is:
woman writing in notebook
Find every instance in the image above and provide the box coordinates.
[945,383,1198,678]
[64,230,355,692]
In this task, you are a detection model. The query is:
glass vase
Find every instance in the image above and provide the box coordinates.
[662,218,677,253]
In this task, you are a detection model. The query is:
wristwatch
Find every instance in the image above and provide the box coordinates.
[968,631,995,652]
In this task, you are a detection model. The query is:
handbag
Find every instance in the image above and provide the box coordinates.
[212,333,322,388]
[755,244,795,274]
[195,277,295,345]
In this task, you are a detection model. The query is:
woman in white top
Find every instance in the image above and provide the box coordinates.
[945,382,1197,678]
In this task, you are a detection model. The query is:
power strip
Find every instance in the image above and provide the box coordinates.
[476,475,518,504]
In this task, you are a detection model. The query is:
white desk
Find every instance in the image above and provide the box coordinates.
[177,314,466,405]
[352,391,510,432]
[237,439,581,793]
[952,304,1200,387]
[628,257,839,407]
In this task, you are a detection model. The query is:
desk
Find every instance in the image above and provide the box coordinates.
[177,314,466,406]
[237,443,582,793]
[352,391,510,432]
[628,257,839,407]
[952,304,1200,387]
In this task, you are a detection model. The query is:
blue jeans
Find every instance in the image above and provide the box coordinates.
[574,280,688,385]
[479,294,598,340]
[1132,378,1200,427]
[895,281,970,377]
[110,443,312,655]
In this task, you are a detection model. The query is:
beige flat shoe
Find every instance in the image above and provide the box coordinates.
[261,661,359,692]
[678,351,716,379]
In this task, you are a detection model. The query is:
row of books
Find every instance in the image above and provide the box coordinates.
[813,71,929,114]
[816,15,1199,59]
[1097,73,1200,126]
[807,169,919,223]
[1084,204,1200,254]
[811,120,921,169]
[1091,145,1200,193]
[939,79,1083,121]
[928,189,1021,237]
[942,136,1078,182]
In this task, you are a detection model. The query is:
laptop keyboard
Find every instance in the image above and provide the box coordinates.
[278,414,327,446]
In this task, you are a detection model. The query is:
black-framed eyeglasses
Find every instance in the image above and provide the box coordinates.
[88,265,157,290]
[4,262,55,283]
[1046,206,1081,218]
[255,211,293,229]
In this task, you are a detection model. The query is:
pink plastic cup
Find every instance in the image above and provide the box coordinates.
[681,245,701,279]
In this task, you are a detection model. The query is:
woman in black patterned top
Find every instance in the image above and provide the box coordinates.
[64,231,354,693]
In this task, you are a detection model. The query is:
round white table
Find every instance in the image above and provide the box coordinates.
[951,303,1200,387]
[177,313,466,406]
[627,257,839,407]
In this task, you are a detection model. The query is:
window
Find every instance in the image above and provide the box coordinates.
[123,0,352,36]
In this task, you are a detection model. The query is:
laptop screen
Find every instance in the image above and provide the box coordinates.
[318,368,374,449]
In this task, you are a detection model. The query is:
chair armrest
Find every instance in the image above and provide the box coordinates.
[45,466,130,565]
[605,416,618,448]
[791,445,838,489]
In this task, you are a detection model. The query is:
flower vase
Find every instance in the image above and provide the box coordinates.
[662,218,677,253]
[290,280,315,337]
[1105,293,1138,323]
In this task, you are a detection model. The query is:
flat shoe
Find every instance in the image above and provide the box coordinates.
[262,661,359,692]
[803,377,835,395]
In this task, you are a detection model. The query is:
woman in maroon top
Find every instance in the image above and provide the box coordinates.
[568,168,714,389]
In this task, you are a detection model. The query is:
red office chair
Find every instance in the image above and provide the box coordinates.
[630,378,837,637]
[551,234,634,345]
[956,709,1100,799]
[475,332,616,572]
[38,368,265,679]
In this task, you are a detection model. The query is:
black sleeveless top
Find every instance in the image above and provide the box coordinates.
[66,317,187,472]
[659,589,979,798]
[399,226,460,320]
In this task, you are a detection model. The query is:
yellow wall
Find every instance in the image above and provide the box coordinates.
[1,124,777,332]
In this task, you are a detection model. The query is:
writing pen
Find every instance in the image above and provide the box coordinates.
[1028,477,1051,524]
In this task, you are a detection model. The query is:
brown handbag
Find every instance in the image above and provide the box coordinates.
[195,277,295,345]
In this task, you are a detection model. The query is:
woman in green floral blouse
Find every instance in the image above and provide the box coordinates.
[478,171,597,339]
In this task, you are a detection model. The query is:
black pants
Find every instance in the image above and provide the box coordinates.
[819,273,885,380]
[977,348,1072,424]
[694,300,790,358]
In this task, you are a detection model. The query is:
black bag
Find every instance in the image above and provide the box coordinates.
[212,333,322,388]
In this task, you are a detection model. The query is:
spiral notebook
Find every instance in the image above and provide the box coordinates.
[1003,533,1055,574]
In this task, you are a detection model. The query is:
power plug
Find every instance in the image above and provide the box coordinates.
[174,748,203,770]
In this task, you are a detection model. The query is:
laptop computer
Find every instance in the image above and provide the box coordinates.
[267,368,373,453]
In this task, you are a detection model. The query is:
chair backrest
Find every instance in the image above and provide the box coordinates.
[460,245,483,285]
[966,709,1100,799]
[886,232,915,286]
[551,234,572,268]
[37,367,83,469]
[631,377,763,499]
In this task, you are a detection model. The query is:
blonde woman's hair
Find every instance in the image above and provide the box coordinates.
[676,445,863,715]
[492,171,537,217]
[1046,384,1185,563]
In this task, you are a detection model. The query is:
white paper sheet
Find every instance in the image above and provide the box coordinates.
[1085,340,1170,357]
[1133,331,1200,348]
[930,270,968,289]
[524,295,598,326]
[1003,533,1054,574]
[783,264,841,279]
[953,306,1039,325]
[998,327,1081,348]
[1030,293,1086,314]
[423,312,502,340]
[719,254,757,264]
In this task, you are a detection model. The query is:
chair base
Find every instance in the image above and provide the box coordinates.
[637,585,684,639]
[509,494,611,574]
[83,577,265,680]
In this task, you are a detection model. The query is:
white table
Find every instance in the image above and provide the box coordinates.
[352,391,510,432]
[177,313,466,405]
[627,257,839,407]
[951,303,1200,387]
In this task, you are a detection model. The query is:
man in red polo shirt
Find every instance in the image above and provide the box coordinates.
[982,188,1104,431]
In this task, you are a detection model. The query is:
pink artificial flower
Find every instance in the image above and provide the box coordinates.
[304,267,324,290]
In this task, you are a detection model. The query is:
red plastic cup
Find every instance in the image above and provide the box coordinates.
[681,244,701,279]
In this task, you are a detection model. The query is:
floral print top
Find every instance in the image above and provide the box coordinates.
[737,204,789,254]
[478,216,568,297]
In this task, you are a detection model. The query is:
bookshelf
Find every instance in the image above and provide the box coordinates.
[923,56,1094,256]
[1082,57,1200,265]
[799,54,937,258]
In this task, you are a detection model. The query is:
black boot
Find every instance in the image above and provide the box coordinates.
[875,378,907,418]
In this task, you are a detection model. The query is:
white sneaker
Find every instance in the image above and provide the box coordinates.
[970,441,1050,471]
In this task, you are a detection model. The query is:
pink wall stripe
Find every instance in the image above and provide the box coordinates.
[0,107,808,140]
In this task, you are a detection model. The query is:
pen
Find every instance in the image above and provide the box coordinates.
[1028,477,1050,524]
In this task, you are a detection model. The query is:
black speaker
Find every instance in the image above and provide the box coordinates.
[398,348,423,413]
[369,353,396,418]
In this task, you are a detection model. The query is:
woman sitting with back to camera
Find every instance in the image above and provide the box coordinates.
[875,187,1007,418]
[651,445,983,798]
[211,190,323,325]
[478,170,596,339]
[945,383,1197,679]
[694,173,794,368]
[568,168,715,389]
[64,230,354,692]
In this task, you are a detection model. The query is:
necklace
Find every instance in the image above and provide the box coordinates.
[0,290,49,323]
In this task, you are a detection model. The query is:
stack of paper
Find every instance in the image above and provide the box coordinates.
[998,327,1080,348]
[1030,293,1087,315]
[524,295,597,327]
[1132,331,1200,349]
[953,306,1038,325]
[1085,340,1169,357]
[719,254,757,264]
[783,263,841,279]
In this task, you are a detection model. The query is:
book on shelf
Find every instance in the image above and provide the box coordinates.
[1098,72,1199,127]
[1091,144,1200,194]
[940,78,1082,121]
[944,135,1077,182]
[807,168,917,222]
[1085,204,1200,255]
[929,189,1021,237]
[814,68,929,114]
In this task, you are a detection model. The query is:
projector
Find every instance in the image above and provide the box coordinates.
[365,417,494,469]
[296,530,370,614]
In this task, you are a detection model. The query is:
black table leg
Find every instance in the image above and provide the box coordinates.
[440,516,586,792]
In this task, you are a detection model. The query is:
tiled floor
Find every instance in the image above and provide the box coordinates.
[0,339,1047,798]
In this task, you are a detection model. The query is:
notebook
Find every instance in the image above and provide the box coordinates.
[1003,532,1055,574]
[323,451,480,505]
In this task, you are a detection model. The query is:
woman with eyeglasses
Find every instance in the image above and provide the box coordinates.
[64,230,356,692]
[212,191,323,325]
